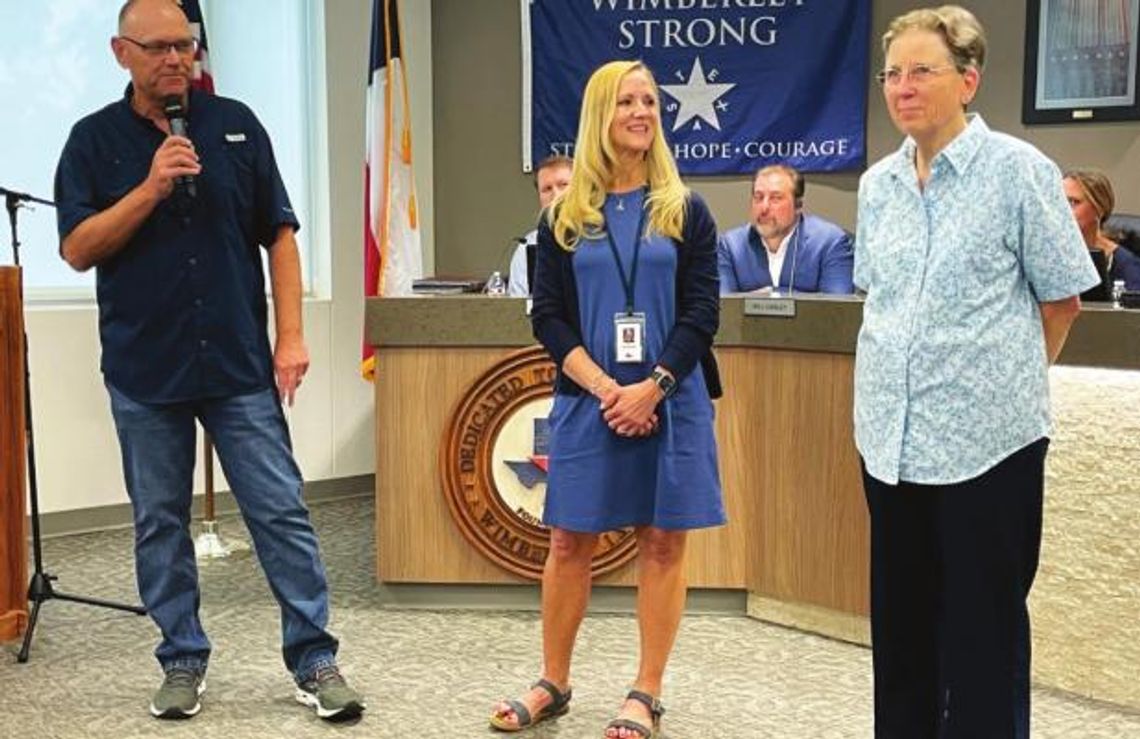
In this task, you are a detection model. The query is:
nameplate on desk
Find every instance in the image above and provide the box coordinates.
[412,276,485,294]
[744,297,797,318]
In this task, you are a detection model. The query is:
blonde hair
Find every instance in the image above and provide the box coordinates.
[550,60,688,251]
[1064,169,1115,227]
[882,5,987,73]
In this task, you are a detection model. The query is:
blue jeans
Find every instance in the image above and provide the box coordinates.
[106,383,338,683]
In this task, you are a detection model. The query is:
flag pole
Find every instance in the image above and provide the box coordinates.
[179,0,245,560]
[194,429,250,560]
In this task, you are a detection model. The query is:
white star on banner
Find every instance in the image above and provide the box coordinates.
[660,57,736,132]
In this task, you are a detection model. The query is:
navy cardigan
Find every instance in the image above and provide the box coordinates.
[531,191,722,399]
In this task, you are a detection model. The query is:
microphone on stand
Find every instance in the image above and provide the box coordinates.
[500,235,529,271]
[162,95,196,200]
[785,213,803,295]
[485,235,527,296]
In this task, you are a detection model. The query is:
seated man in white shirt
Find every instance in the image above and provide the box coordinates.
[717,164,854,294]
[507,155,572,297]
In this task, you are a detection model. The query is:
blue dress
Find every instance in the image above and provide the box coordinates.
[543,189,725,533]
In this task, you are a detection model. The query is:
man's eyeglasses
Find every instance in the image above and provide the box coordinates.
[119,36,198,57]
[876,63,958,87]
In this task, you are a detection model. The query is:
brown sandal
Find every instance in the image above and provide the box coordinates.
[604,689,664,738]
[489,678,572,732]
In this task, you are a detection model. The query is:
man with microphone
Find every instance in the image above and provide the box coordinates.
[507,155,572,296]
[53,0,362,721]
[717,164,854,294]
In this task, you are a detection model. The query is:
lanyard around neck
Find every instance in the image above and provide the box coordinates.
[604,195,648,315]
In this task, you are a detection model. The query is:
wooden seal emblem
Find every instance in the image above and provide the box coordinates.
[440,346,637,580]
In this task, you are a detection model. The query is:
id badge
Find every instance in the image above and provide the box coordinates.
[614,312,646,363]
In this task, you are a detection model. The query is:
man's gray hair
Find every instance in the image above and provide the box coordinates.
[118,0,186,33]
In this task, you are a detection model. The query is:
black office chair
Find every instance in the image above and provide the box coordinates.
[1105,213,1140,257]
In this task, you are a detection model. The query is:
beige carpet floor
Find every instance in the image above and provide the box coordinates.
[2,496,1137,738]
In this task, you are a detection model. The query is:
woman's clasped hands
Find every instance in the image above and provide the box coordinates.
[598,378,662,438]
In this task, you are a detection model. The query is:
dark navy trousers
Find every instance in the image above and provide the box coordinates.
[862,438,1048,739]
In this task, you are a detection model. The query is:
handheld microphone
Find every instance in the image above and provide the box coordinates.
[162,95,196,200]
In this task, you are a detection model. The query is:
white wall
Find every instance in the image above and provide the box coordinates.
[24,0,433,514]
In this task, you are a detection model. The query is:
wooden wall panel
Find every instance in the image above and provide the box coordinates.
[376,348,513,583]
[375,346,746,588]
[719,348,869,615]
[0,268,28,641]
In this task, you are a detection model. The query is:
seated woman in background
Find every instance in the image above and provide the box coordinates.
[1063,169,1140,291]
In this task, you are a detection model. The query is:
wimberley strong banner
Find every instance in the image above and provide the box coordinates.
[522,0,871,175]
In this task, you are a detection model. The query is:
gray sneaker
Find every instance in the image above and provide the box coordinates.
[294,665,365,720]
[150,668,205,719]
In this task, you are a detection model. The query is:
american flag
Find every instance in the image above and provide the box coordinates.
[178,0,214,92]
[362,0,422,380]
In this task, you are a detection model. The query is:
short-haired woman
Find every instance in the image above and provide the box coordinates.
[854,6,1099,737]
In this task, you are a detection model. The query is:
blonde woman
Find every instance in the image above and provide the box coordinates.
[1063,169,1140,290]
[490,60,724,738]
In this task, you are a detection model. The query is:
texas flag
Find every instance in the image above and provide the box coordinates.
[362,0,423,380]
[178,0,214,92]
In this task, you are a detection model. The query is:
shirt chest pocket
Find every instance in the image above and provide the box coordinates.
[100,155,149,207]
[204,139,257,218]
[863,206,920,286]
[219,138,256,187]
[957,223,1019,291]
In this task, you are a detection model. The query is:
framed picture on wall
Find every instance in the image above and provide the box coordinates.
[1022,0,1140,124]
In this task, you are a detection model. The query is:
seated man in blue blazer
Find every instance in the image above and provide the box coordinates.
[717,164,854,294]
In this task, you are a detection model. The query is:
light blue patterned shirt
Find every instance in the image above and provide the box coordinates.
[854,116,1100,485]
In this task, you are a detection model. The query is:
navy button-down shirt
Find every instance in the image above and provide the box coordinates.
[55,86,299,403]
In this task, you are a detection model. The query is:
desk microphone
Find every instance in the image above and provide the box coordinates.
[785,214,802,295]
[507,234,529,265]
[162,95,196,200]
[491,234,528,275]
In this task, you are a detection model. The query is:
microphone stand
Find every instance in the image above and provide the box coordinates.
[1,185,146,665]
[785,213,803,296]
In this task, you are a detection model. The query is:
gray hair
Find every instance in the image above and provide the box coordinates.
[118,0,186,33]
[883,5,987,73]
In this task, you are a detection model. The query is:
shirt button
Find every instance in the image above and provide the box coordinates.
[189,257,197,266]
[194,298,203,307]
[199,339,207,348]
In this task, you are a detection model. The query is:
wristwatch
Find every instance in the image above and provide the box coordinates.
[650,367,677,399]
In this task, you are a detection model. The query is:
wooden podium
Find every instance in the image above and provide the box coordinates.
[0,267,28,641]
[365,295,1140,628]
[366,295,1140,707]
[364,296,865,622]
